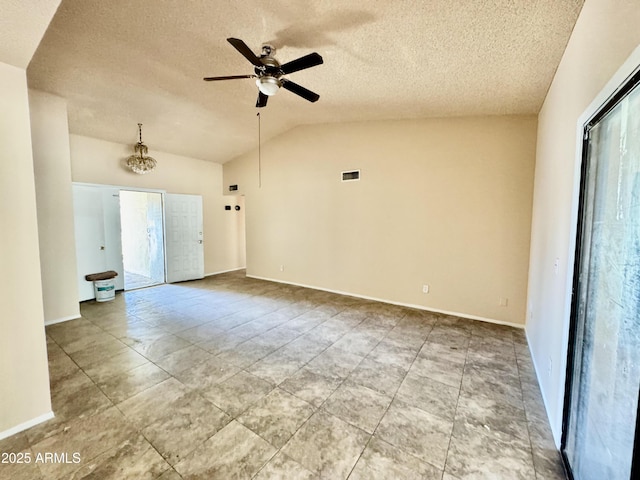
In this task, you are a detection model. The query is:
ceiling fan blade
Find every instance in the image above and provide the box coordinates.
[281,79,320,103]
[227,38,263,67]
[280,52,323,75]
[203,74,255,81]
[256,92,268,108]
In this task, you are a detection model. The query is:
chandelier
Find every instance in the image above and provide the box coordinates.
[126,123,157,174]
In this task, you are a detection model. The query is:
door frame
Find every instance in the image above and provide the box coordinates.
[119,189,167,289]
[560,58,640,479]
[73,184,206,290]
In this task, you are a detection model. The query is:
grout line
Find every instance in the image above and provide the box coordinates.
[440,325,471,479]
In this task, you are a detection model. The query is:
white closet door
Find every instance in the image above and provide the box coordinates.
[164,193,204,283]
[72,185,124,301]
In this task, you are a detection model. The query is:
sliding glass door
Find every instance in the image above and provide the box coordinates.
[562,75,640,479]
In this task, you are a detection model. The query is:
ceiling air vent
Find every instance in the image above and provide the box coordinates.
[341,170,360,182]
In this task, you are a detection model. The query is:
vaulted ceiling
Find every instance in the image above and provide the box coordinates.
[27,0,584,163]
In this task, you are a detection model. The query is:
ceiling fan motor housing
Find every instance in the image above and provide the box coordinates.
[255,53,282,79]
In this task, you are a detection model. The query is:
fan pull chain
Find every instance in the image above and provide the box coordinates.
[257,112,262,188]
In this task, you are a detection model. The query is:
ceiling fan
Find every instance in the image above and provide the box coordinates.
[204,38,323,108]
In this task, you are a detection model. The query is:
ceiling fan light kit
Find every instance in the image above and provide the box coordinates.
[204,37,323,107]
[256,76,281,96]
[125,123,157,174]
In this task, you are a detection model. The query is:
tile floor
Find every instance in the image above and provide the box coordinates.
[0,271,566,479]
[124,270,162,290]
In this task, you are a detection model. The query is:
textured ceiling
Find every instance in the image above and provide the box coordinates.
[27,0,584,164]
[0,0,60,68]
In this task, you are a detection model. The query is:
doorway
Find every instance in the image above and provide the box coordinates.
[73,184,206,300]
[119,190,165,290]
[562,72,640,479]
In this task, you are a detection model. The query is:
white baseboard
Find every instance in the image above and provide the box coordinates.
[45,314,81,326]
[525,328,561,447]
[205,267,246,277]
[246,274,524,329]
[0,411,55,441]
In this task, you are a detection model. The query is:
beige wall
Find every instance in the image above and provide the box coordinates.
[0,63,52,437]
[526,0,640,444]
[29,90,80,324]
[70,134,245,275]
[225,115,537,325]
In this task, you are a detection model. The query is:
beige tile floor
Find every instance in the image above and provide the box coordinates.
[0,271,566,479]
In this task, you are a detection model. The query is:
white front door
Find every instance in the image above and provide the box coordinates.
[164,193,204,283]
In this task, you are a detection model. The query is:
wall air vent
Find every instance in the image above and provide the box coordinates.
[341,170,360,182]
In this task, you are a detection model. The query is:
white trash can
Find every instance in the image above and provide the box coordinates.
[93,278,116,302]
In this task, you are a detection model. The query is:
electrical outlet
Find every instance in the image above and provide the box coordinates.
[499,297,508,307]
[554,257,560,275]
[548,356,553,378]
[422,284,429,294]
[279,265,284,272]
